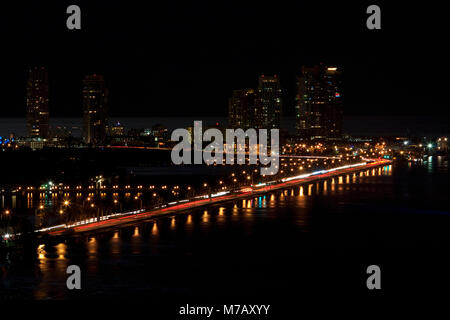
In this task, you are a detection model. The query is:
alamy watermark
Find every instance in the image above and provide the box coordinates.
[366,5,381,30]
[66,5,380,31]
[366,264,381,290]
[171,121,279,175]
[66,265,81,290]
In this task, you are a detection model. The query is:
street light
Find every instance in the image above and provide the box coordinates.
[203,183,211,198]
[134,196,143,209]
[113,199,122,212]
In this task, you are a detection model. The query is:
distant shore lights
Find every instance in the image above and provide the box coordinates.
[171,121,279,175]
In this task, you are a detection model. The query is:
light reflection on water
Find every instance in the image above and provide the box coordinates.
[131,227,143,255]
[151,221,158,235]
[87,237,99,275]
[110,231,121,255]
[35,242,69,299]
[202,210,209,223]
[5,164,434,299]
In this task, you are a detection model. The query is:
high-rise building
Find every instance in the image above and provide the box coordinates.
[295,65,343,140]
[26,67,49,138]
[82,74,108,145]
[228,89,258,129]
[256,75,282,129]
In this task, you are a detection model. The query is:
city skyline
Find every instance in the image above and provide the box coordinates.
[2,1,450,308]
[1,2,449,120]
[8,64,447,142]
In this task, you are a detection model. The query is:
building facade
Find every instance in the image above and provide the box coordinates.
[26,67,49,138]
[228,89,258,129]
[111,121,125,136]
[257,75,282,129]
[82,74,108,145]
[295,65,343,140]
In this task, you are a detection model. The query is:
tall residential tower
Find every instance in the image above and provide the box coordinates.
[82,74,108,145]
[257,75,282,129]
[295,65,343,140]
[26,67,49,138]
[228,89,258,129]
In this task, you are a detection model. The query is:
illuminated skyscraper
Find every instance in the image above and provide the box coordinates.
[26,67,49,138]
[256,75,282,129]
[228,89,258,129]
[82,74,108,145]
[295,65,343,140]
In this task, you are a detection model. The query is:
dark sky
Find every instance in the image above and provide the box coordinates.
[0,1,448,118]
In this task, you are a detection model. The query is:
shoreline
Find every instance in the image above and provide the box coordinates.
[41,159,391,236]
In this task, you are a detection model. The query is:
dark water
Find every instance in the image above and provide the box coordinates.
[2,158,450,303]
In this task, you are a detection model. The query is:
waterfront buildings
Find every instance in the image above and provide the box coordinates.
[228,75,282,130]
[257,75,282,129]
[82,74,108,145]
[228,89,258,129]
[295,65,343,141]
[26,67,49,139]
[111,122,125,136]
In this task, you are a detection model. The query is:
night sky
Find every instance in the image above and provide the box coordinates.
[0,1,448,118]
